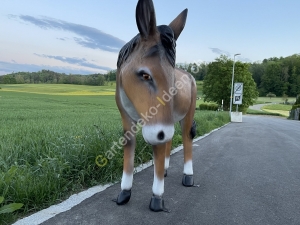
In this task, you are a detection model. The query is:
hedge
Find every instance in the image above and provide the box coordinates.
[199,103,218,111]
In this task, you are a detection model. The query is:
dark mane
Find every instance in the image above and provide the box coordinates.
[117,25,176,68]
[157,25,176,67]
[117,34,139,68]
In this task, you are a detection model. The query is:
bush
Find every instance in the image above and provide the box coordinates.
[199,103,218,111]
[289,108,300,120]
[266,92,276,98]
[232,105,248,114]
[295,95,300,105]
[292,104,300,110]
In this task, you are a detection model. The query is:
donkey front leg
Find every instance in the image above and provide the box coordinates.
[181,119,196,187]
[182,131,194,187]
[116,127,136,205]
[164,140,172,177]
[149,143,166,212]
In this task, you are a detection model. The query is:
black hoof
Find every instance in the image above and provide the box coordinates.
[182,174,194,187]
[116,189,131,205]
[164,169,167,177]
[149,195,166,212]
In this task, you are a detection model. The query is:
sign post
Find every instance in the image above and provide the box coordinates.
[231,82,243,122]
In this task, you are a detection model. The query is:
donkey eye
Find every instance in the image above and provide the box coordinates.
[142,74,152,81]
[136,68,153,82]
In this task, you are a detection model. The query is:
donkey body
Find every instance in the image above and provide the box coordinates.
[115,0,197,211]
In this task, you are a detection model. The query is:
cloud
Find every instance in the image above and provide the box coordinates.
[57,37,66,41]
[209,48,252,62]
[34,54,112,71]
[210,48,231,56]
[238,57,252,63]
[10,15,126,52]
[0,61,106,75]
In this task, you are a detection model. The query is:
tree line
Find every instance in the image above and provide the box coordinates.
[178,54,300,98]
[0,70,111,86]
[250,54,300,97]
[1,54,300,98]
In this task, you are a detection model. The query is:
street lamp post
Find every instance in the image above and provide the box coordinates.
[229,53,241,114]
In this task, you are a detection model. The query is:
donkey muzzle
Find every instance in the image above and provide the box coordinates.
[142,124,174,145]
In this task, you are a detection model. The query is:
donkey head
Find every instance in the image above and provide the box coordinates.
[117,0,188,145]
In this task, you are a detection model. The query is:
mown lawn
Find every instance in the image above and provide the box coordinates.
[262,104,292,111]
[0,84,229,224]
[255,97,296,104]
[0,83,116,95]
[262,104,292,117]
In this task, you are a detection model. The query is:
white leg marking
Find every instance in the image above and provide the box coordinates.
[183,160,193,175]
[152,162,164,196]
[152,173,164,196]
[164,157,170,170]
[121,171,133,190]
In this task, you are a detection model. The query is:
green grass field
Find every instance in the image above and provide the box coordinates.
[1,84,116,95]
[0,84,229,224]
[261,104,292,117]
[250,97,296,117]
[246,108,284,117]
[254,97,296,104]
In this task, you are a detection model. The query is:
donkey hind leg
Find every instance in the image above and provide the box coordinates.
[149,143,168,212]
[115,126,136,205]
[164,140,172,177]
[181,117,196,187]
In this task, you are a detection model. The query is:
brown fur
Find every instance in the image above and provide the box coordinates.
[115,0,196,200]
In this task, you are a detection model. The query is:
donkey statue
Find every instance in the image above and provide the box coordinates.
[115,0,197,211]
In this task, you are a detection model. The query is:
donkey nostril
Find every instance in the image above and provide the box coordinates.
[157,131,165,140]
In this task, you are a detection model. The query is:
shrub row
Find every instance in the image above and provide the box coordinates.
[199,103,218,111]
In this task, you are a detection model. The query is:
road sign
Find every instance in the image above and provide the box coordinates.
[234,83,243,94]
[233,83,243,105]
[233,94,243,104]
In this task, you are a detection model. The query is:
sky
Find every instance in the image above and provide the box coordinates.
[1,0,300,75]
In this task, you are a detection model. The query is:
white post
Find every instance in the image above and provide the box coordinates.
[229,53,241,114]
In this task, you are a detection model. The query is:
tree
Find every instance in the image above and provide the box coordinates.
[257,54,300,97]
[203,55,258,112]
[266,92,276,99]
[260,61,282,96]
[1,75,16,84]
[295,95,300,105]
[176,62,208,81]
[15,75,25,84]
[249,61,265,93]
[105,70,116,83]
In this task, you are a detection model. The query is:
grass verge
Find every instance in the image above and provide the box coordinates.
[246,108,283,117]
[261,104,291,117]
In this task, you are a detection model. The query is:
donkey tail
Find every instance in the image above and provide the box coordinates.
[190,120,196,139]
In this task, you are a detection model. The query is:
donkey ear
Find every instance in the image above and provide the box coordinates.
[136,0,157,39]
[169,9,188,40]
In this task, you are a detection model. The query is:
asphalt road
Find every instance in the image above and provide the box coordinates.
[40,115,300,225]
[249,103,274,111]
